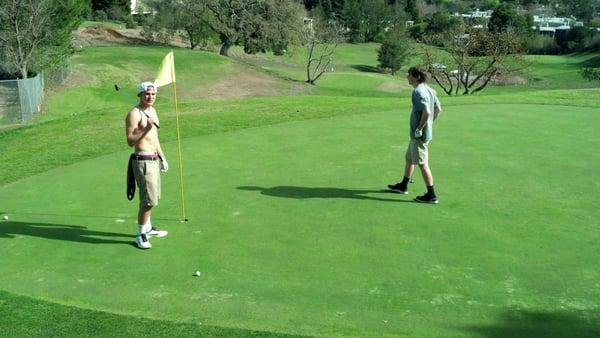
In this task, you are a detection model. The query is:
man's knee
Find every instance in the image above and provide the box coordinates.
[139,205,153,212]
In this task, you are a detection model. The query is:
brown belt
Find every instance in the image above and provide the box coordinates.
[133,154,158,161]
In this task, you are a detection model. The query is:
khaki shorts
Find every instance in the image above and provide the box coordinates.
[132,159,161,207]
[405,139,429,165]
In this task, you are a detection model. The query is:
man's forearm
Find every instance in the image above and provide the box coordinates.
[417,109,431,130]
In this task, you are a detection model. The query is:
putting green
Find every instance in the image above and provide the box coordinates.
[1,104,598,336]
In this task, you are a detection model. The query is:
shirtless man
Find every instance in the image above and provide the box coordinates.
[125,82,169,249]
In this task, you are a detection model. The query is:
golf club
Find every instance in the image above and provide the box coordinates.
[114,84,159,129]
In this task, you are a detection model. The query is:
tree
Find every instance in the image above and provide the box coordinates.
[405,0,419,20]
[92,0,129,20]
[203,0,304,56]
[240,0,304,55]
[488,3,531,35]
[378,28,411,75]
[341,0,407,43]
[0,0,85,79]
[145,0,217,49]
[425,12,464,35]
[303,16,344,85]
[421,26,528,95]
[559,0,596,22]
[92,0,129,12]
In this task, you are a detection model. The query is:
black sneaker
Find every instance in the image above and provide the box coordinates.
[414,194,439,204]
[387,183,408,194]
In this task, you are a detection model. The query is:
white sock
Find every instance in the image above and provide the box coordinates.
[142,222,152,234]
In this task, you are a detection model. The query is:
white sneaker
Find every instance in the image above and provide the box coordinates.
[147,226,168,238]
[135,233,152,249]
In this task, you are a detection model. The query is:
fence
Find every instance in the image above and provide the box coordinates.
[0,73,44,124]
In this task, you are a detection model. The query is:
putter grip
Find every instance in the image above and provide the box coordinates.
[141,111,160,129]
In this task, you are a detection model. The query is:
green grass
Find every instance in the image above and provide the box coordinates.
[1,43,599,337]
[0,290,303,337]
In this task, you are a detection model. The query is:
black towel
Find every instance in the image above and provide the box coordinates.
[127,154,135,200]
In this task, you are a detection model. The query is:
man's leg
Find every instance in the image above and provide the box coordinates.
[415,163,438,203]
[388,145,415,193]
[414,142,438,204]
[404,161,415,179]
[418,163,433,187]
[135,205,153,249]
[138,205,152,226]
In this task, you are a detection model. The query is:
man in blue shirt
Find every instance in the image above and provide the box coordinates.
[388,66,442,204]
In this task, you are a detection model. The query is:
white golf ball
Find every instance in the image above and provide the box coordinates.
[2,215,7,220]
[194,271,201,277]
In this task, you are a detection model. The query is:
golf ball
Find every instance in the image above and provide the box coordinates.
[194,271,201,277]
[2,215,7,220]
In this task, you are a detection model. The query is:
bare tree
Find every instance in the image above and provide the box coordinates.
[303,18,344,85]
[0,0,83,79]
[421,27,528,95]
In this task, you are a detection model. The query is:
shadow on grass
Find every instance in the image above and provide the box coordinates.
[461,309,600,337]
[6,211,178,222]
[350,64,384,73]
[0,221,134,246]
[238,186,412,202]
[580,55,600,67]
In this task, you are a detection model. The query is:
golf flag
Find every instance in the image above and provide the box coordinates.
[155,50,187,222]
[154,51,176,87]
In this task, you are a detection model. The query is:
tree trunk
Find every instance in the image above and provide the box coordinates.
[219,43,231,56]
[219,34,232,56]
[20,66,28,79]
[186,29,196,49]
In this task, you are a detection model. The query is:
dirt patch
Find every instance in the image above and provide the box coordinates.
[493,74,528,86]
[197,67,310,100]
[73,27,148,47]
[376,80,410,94]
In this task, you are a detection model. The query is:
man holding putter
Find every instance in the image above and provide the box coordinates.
[125,82,169,249]
[388,67,442,204]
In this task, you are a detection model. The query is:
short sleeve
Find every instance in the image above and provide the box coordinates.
[413,89,428,111]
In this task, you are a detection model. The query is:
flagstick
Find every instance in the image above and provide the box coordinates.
[171,50,188,222]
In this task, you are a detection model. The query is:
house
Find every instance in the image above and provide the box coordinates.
[130,0,150,15]
[532,16,584,37]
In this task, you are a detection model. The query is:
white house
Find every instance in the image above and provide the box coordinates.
[130,0,150,15]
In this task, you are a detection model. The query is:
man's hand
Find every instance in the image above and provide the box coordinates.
[414,128,423,138]
[146,116,159,129]
[160,158,169,172]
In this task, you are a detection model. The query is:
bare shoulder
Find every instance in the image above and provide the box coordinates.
[125,106,141,125]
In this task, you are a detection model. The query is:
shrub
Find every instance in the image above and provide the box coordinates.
[526,34,560,54]
[93,10,107,21]
[582,34,600,52]
[581,67,600,81]
[124,16,136,29]
[106,6,124,21]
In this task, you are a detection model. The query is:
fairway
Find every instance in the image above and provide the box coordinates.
[1,103,599,336]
